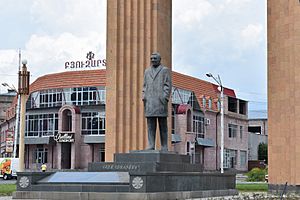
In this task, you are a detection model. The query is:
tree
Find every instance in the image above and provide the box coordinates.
[258,142,268,164]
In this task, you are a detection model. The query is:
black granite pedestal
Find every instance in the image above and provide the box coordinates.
[89,150,203,173]
[14,151,238,200]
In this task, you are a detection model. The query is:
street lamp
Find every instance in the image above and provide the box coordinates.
[1,83,17,91]
[206,73,224,174]
[18,60,30,172]
[1,83,19,159]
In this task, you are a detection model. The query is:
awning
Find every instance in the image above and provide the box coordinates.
[84,135,105,144]
[196,138,215,147]
[172,134,182,143]
[19,137,55,145]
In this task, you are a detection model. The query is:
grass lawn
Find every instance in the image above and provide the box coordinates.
[236,183,268,192]
[0,184,16,196]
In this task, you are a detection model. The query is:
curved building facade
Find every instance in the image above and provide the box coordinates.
[1,69,248,171]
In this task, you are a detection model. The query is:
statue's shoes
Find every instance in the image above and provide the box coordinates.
[145,147,155,150]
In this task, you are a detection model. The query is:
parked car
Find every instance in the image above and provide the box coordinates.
[0,158,19,180]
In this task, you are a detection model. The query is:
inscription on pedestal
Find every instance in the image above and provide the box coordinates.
[100,163,140,171]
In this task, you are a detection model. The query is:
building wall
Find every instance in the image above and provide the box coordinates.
[12,103,107,170]
[248,133,268,161]
[172,99,248,172]
[0,119,16,157]
[173,114,189,155]
[203,111,218,171]
[80,144,92,169]
[205,105,248,171]
[248,119,268,136]
[0,92,16,123]
[224,116,248,171]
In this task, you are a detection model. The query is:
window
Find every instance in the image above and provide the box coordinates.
[28,87,106,108]
[240,150,247,167]
[171,107,175,134]
[25,113,58,137]
[172,87,193,105]
[82,112,105,135]
[248,126,261,134]
[208,98,212,110]
[186,142,190,155]
[224,149,237,169]
[202,97,206,109]
[38,89,63,108]
[239,100,247,115]
[34,148,48,164]
[240,126,243,139]
[66,87,105,105]
[217,100,221,111]
[193,114,204,138]
[99,144,105,162]
[228,124,237,138]
[187,109,192,132]
[228,97,237,113]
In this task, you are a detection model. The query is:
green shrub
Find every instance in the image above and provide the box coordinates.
[258,142,268,164]
[246,167,267,182]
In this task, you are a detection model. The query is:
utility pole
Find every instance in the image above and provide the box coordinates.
[18,60,30,172]
[13,49,21,158]
[220,83,224,174]
[206,73,224,173]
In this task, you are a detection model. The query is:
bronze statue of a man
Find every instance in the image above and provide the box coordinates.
[142,52,172,151]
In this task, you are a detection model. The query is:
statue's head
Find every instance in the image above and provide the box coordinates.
[150,52,161,68]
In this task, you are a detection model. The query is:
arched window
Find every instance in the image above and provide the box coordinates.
[208,98,212,110]
[62,109,72,132]
[187,109,192,132]
[202,96,206,109]
[217,100,221,111]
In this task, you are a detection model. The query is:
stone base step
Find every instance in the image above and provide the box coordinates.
[26,183,129,193]
[13,189,238,200]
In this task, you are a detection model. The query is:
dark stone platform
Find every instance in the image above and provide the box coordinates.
[14,151,237,199]
[89,150,203,173]
[269,184,300,195]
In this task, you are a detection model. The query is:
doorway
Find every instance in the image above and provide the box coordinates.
[61,143,71,169]
[61,109,73,169]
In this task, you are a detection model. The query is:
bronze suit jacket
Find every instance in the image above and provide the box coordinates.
[142,65,172,117]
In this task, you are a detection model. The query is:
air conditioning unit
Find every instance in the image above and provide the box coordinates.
[205,118,210,125]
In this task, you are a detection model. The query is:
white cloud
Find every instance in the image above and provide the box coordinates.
[240,24,263,49]
[30,0,106,35]
[0,50,20,93]
[173,0,214,29]
[0,0,107,93]
[23,31,106,77]
[0,30,106,93]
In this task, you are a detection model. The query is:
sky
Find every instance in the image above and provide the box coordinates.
[0,0,267,114]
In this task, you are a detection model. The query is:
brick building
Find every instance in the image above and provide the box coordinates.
[0,90,17,157]
[0,90,16,123]
[248,116,268,161]
[0,69,248,171]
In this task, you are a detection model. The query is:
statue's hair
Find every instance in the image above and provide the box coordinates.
[151,52,161,60]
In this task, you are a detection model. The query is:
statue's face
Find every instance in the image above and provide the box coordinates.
[150,54,161,68]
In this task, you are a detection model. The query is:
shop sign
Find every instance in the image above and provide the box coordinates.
[54,132,75,143]
[65,51,106,69]
[6,131,14,153]
[6,139,14,153]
